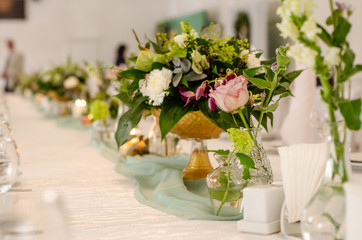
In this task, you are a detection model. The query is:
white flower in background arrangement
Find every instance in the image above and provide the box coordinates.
[276,18,299,41]
[287,43,318,68]
[301,16,321,40]
[324,47,341,67]
[63,76,80,89]
[173,33,188,48]
[241,50,261,68]
[139,68,172,106]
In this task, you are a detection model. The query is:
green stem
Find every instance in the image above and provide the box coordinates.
[329,0,336,28]
[256,68,279,135]
[103,119,111,139]
[320,75,348,183]
[216,153,232,216]
[238,109,257,146]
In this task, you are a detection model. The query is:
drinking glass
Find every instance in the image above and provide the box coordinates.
[0,191,70,239]
[0,138,19,194]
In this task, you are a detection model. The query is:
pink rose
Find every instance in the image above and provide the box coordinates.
[209,75,249,112]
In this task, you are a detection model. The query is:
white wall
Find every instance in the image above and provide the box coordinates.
[1,0,362,75]
[0,0,169,73]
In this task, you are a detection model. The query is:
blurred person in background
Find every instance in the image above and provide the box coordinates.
[115,44,126,67]
[2,39,23,92]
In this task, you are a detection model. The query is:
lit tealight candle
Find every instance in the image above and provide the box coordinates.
[72,99,87,118]
[130,128,141,137]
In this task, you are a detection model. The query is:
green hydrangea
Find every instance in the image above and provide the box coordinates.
[89,100,110,120]
[211,39,238,65]
[227,128,254,154]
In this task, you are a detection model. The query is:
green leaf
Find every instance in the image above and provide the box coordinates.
[120,69,146,81]
[338,99,361,130]
[243,67,262,77]
[199,100,238,131]
[151,62,167,70]
[285,70,303,82]
[317,24,333,46]
[332,14,351,46]
[167,48,187,58]
[180,75,189,87]
[236,153,255,168]
[277,56,290,68]
[159,99,192,139]
[207,149,230,155]
[244,76,272,90]
[264,67,274,83]
[208,188,243,202]
[115,97,148,147]
[135,51,168,72]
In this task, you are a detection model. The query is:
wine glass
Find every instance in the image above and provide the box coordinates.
[0,138,19,194]
[0,191,70,239]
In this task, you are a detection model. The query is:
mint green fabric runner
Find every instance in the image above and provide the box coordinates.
[115,154,243,221]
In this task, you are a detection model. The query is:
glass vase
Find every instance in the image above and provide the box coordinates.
[182,139,214,180]
[148,116,179,157]
[206,153,245,216]
[301,121,349,240]
[242,128,273,185]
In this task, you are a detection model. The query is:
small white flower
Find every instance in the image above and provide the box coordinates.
[287,43,318,69]
[285,0,302,16]
[277,19,299,41]
[247,53,261,68]
[325,47,341,67]
[63,76,80,89]
[173,33,187,48]
[139,68,173,106]
[191,50,209,74]
[301,16,321,40]
[304,0,317,16]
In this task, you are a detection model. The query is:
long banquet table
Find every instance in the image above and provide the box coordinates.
[8,93,286,240]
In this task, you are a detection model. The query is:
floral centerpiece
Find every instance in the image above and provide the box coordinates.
[116,22,300,145]
[277,0,362,238]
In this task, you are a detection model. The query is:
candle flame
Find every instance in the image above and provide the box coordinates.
[75,99,87,107]
[130,128,137,136]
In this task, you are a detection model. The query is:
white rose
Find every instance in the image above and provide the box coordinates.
[325,47,341,67]
[287,44,318,69]
[247,53,261,68]
[277,19,299,41]
[63,76,80,89]
[301,16,321,40]
[139,68,172,106]
[173,33,187,48]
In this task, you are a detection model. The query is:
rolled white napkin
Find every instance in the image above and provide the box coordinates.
[278,143,327,223]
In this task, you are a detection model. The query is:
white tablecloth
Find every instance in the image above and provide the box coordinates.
[8,94,285,240]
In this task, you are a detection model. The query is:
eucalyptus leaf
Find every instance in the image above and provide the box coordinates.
[172,71,183,87]
[186,71,207,81]
[173,68,182,74]
[181,59,191,72]
[172,57,181,67]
